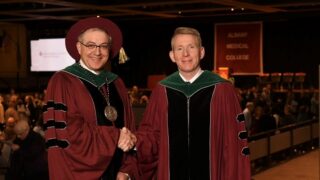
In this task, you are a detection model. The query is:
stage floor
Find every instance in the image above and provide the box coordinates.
[252,149,319,180]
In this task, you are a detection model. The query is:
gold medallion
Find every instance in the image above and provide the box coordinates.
[104,105,118,122]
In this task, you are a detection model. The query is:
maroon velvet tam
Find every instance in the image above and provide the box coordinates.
[65,17,122,61]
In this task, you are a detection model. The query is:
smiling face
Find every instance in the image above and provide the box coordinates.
[169,31,205,80]
[76,28,111,72]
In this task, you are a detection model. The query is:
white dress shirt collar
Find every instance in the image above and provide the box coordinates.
[179,69,204,83]
[79,60,101,75]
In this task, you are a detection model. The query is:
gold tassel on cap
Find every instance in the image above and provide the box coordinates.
[119,47,129,64]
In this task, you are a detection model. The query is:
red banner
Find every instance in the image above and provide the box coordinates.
[214,22,263,75]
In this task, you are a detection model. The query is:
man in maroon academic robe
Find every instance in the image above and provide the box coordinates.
[43,17,138,180]
[134,27,251,180]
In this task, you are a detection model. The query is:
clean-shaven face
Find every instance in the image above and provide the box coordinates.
[76,28,111,72]
[169,34,205,79]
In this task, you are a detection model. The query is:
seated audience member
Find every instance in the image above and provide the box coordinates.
[24,95,37,127]
[245,86,258,103]
[310,92,319,118]
[0,132,11,170]
[285,90,298,116]
[260,86,272,107]
[4,105,19,124]
[6,120,48,180]
[243,101,254,132]
[251,105,277,135]
[8,88,19,106]
[0,116,18,167]
[16,98,27,116]
[129,85,143,105]
[296,104,311,122]
[3,116,17,143]
[129,85,150,105]
[33,119,45,138]
[0,95,4,125]
[139,95,149,105]
[259,106,277,133]
[279,104,296,127]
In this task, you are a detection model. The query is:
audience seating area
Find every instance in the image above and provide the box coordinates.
[249,119,318,174]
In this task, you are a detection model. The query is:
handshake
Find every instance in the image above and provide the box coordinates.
[117,127,137,152]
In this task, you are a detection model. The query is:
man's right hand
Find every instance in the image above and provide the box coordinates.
[118,127,137,152]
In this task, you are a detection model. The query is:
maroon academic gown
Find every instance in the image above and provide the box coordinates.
[136,71,251,180]
[43,67,138,180]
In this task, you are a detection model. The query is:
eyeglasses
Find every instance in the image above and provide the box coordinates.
[79,41,111,51]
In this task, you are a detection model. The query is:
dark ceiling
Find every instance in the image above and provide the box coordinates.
[1,0,320,24]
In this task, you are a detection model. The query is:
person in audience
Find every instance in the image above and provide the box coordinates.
[6,120,49,180]
[16,98,27,116]
[251,105,277,134]
[33,118,45,138]
[260,86,272,107]
[43,17,138,180]
[3,116,17,143]
[24,95,37,127]
[33,92,46,129]
[245,86,259,103]
[8,88,18,106]
[5,101,19,123]
[310,91,319,118]
[285,90,299,116]
[131,27,250,179]
[250,105,262,135]
[139,95,149,105]
[0,95,5,163]
[0,130,11,171]
[128,85,143,105]
[279,104,296,127]
[296,104,311,122]
[0,116,18,170]
[0,95,4,125]
[243,101,254,133]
